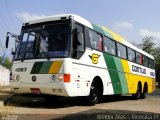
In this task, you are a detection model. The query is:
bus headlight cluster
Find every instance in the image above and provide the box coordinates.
[58,75,63,81]
[51,75,57,81]
[12,74,20,81]
[51,74,63,82]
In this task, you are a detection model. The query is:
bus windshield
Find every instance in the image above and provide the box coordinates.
[15,23,71,60]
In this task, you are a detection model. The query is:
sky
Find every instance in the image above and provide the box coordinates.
[0,0,160,56]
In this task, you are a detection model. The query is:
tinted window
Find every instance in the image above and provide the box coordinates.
[128,48,136,62]
[89,29,102,51]
[16,24,71,60]
[136,52,142,65]
[117,43,127,59]
[103,37,116,55]
[149,59,154,69]
[76,24,85,52]
[143,56,149,67]
[72,23,85,59]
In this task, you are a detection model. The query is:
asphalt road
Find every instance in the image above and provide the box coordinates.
[0,90,160,120]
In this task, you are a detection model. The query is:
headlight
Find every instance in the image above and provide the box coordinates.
[51,74,63,82]
[58,75,63,81]
[51,75,57,81]
[13,74,20,81]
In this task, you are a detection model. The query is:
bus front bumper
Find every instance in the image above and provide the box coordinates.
[10,82,68,97]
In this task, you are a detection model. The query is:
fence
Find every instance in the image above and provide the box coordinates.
[0,65,10,86]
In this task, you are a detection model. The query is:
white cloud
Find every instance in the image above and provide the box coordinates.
[113,21,134,31]
[15,12,46,22]
[140,29,160,39]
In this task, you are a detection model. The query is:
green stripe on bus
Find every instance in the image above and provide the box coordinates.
[31,62,43,74]
[92,24,105,35]
[103,53,122,94]
[92,24,113,39]
[113,57,128,94]
[39,61,52,74]
[102,29,113,39]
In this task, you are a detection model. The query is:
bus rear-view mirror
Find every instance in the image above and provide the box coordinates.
[6,35,9,48]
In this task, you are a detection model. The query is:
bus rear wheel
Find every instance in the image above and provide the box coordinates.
[86,81,100,106]
[140,84,148,99]
[140,91,146,99]
[132,84,141,100]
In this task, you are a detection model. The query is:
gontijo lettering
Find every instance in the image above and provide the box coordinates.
[132,65,146,74]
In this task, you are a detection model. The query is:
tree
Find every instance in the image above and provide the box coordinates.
[136,36,160,64]
[154,43,160,65]
[140,36,156,55]
[0,56,12,69]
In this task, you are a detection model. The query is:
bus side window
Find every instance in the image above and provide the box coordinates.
[89,30,97,49]
[117,43,127,59]
[103,36,116,55]
[143,56,149,67]
[128,48,136,62]
[73,23,85,59]
[118,51,121,57]
[111,49,115,55]
[136,52,142,65]
[97,34,102,51]
[149,59,154,69]
[89,29,102,51]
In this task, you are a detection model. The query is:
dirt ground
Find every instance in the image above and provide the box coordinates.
[0,89,160,120]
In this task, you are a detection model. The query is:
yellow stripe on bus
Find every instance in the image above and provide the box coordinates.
[49,61,63,74]
[101,26,124,43]
[121,59,132,93]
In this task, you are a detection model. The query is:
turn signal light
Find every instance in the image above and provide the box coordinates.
[64,74,70,82]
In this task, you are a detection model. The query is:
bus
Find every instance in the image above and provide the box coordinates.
[6,14,155,105]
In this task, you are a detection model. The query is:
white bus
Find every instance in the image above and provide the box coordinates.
[6,14,155,105]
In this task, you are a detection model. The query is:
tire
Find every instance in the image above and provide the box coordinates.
[86,81,100,106]
[140,92,146,99]
[43,95,59,104]
[140,85,147,99]
[132,85,141,100]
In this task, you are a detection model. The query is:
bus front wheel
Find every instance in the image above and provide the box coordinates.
[86,81,100,106]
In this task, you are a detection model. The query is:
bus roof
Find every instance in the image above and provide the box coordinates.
[24,14,154,59]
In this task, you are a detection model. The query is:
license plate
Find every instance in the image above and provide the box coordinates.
[31,88,41,94]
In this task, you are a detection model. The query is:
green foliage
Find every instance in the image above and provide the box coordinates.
[137,36,160,65]
[154,45,160,66]
[0,56,12,69]
[140,36,156,54]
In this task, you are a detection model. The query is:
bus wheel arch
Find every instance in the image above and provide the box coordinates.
[86,76,104,106]
[92,76,104,96]
[140,82,148,99]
